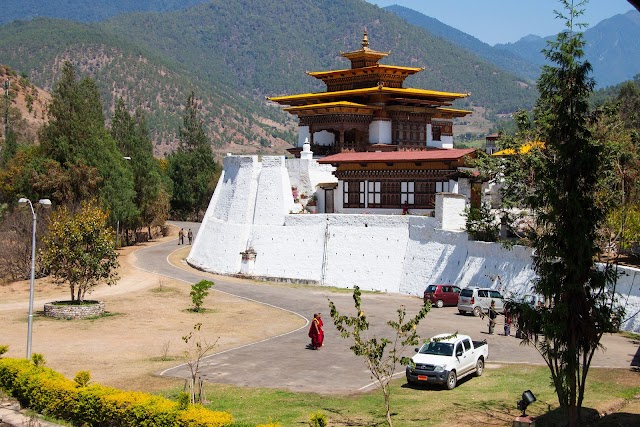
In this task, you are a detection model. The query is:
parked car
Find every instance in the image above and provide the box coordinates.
[406,333,489,389]
[521,293,546,309]
[457,287,504,316]
[423,284,461,308]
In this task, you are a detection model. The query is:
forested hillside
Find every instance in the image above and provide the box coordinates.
[0,0,211,24]
[100,0,536,113]
[0,0,540,155]
[0,19,295,156]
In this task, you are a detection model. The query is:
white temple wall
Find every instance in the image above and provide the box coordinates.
[188,154,640,332]
[369,120,392,144]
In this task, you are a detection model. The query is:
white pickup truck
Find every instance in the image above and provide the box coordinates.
[405,333,489,389]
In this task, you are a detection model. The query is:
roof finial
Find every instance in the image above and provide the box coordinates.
[362,29,369,49]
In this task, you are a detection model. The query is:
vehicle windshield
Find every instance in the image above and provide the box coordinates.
[460,289,473,297]
[425,285,437,293]
[419,341,454,356]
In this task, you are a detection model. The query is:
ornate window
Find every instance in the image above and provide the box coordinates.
[368,181,381,207]
[400,181,415,205]
[344,181,365,208]
[436,181,451,193]
[432,125,442,141]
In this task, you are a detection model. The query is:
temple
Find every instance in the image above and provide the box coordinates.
[268,32,478,212]
[269,31,472,155]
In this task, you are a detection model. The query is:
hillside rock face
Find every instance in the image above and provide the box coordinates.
[0,65,50,144]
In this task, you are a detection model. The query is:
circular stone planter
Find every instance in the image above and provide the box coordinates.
[44,300,105,320]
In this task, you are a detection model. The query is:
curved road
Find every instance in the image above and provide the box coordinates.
[133,222,640,394]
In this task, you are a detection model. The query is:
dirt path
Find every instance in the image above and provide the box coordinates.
[0,230,304,392]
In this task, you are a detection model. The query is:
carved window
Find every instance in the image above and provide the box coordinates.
[368,181,381,207]
[432,125,442,141]
[344,181,365,208]
[400,181,415,205]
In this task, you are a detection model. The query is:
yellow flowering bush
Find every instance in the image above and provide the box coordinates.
[0,358,234,427]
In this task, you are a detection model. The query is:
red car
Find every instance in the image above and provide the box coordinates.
[423,284,461,308]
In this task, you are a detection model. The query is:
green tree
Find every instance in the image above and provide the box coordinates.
[505,2,624,425]
[328,286,429,427]
[167,92,219,220]
[39,62,137,224]
[464,202,499,242]
[110,98,170,239]
[190,279,214,312]
[42,200,119,302]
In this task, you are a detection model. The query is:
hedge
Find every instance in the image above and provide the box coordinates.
[0,358,233,427]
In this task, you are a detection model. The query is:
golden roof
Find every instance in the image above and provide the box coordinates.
[434,107,474,117]
[340,30,390,62]
[269,86,469,105]
[307,65,423,80]
[283,101,380,116]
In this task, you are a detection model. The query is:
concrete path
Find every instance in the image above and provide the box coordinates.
[136,221,640,395]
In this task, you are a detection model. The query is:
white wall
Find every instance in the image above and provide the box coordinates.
[188,154,640,332]
[369,120,392,144]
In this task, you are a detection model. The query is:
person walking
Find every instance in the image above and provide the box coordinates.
[178,228,185,245]
[187,229,193,245]
[307,313,323,350]
[316,313,324,348]
[488,300,498,335]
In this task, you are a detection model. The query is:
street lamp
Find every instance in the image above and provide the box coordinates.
[18,197,52,359]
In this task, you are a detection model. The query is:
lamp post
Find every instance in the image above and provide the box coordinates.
[18,197,52,359]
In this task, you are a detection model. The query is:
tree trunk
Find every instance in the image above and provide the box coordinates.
[384,384,392,427]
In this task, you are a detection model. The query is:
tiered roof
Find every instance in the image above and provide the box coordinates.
[268,31,472,119]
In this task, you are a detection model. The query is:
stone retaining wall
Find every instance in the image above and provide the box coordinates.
[43,301,105,320]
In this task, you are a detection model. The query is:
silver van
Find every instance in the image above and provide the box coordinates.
[457,287,504,316]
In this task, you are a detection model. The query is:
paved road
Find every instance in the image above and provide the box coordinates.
[134,221,640,394]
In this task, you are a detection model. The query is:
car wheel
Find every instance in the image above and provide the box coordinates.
[435,299,444,308]
[473,306,482,317]
[458,309,466,315]
[445,371,457,390]
[475,358,484,377]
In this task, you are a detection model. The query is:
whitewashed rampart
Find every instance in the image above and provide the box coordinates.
[188,155,640,332]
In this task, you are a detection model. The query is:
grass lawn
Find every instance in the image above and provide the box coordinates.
[158,365,640,426]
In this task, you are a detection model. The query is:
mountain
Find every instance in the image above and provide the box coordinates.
[0,0,540,154]
[0,0,211,25]
[0,18,296,157]
[383,5,540,82]
[495,10,640,88]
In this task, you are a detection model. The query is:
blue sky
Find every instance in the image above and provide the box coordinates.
[366,0,635,45]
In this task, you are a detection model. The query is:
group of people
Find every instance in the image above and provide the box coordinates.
[483,300,513,336]
[307,312,324,350]
[178,228,193,245]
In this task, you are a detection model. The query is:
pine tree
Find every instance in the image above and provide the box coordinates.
[506,2,624,425]
[39,62,137,224]
[167,92,219,220]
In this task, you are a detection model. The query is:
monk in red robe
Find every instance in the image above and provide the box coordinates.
[308,313,324,349]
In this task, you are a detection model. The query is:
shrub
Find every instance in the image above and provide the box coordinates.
[74,371,91,387]
[309,412,327,427]
[190,280,214,312]
[0,358,234,427]
[0,345,8,357]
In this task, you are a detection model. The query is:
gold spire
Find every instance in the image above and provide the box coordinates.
[362,30,369,49]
